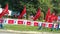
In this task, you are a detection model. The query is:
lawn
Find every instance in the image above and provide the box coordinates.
[4,24,60,33]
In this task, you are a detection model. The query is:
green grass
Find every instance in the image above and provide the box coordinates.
[4,24,60,33]
[4,24,38,31]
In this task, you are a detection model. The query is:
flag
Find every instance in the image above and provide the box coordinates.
[2,3,9,14]
[45,8,51,22]
[0,4,9,18]
[52,14,58,21]
[18,5,26,19]
[33,8,41,21]
[55,16,58,21]
[48,13,58,22]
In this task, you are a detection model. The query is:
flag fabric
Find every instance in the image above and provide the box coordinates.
[45,8,51,22]
[33,8,41,21]
[48,13,57,23]
[0,4,9,18]
[18,5,26,19]
[54,16,58,21]
[3,3,9,14]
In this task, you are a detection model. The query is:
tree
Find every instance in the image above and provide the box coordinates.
[0,0,60,20]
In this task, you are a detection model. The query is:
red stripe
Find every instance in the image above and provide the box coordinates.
[8,20,14,24]
[42,23,46,27]
[48,24,53,28]
[18,20,23,24]
[34,22,38,26]
[27,21,31,26]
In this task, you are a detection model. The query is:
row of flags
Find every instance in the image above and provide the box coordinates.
[0,4,58,23]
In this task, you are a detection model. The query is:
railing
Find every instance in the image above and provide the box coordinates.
[0,18,60,31]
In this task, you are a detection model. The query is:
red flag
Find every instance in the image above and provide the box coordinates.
[45,8,51,22]
[48,13,58,22]
[18,5,26,19]
[55,16,58,21]
[2,3,9,14]
[0,4,9,18]
[33,8,41,21]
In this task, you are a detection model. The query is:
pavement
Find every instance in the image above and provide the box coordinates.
[0,29,60,34]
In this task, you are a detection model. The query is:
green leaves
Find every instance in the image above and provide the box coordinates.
[1,0,60,19]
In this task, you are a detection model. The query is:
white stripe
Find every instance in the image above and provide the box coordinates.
[31,21,34,26]
[45,23,48,27]
[14,19,18,24]
[23,20,27,25]
[38,22,42,26]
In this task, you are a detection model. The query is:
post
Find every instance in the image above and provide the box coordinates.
[51,23,54,31]
[56,22,59,30]
[38,23,42,30]
[0,18,4,29]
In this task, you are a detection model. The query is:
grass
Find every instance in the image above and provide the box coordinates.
[4,24,38,31]
[3,24,60,33]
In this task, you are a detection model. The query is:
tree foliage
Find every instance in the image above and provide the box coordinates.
[0,0,60,20]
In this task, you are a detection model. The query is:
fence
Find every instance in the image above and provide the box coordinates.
[0,18,60,29]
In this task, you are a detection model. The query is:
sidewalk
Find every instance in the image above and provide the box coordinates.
[0,29,60,34]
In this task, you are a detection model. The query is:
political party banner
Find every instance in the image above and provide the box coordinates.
[59,24,60,28]
[38,22,42,26]
[31,21,34,26]
[45,23,49,27]
[27,21,31,26]
[17,19,24,24]
[23,20,27,25]
[0,18,3,23]
[48,23,53,28]
[54,23,58,28]
[1,18,60,29]
[3,19,7,24]
[42,23,46,27]
[14,19,18,24]
[34,21,38,26]
[8,19,14,24]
